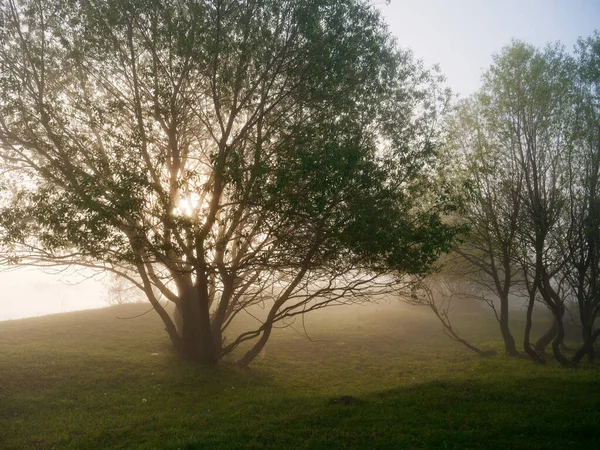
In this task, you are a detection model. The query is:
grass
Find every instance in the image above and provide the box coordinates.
[1,301,599,449]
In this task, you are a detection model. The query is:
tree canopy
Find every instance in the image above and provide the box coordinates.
[0,0,456,365]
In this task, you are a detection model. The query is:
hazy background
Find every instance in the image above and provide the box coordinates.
[1,0,599,321]
[0,269,107,320]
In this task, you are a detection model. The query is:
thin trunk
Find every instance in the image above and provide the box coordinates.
[524,289,545,364]
[499,293,518,356]
[210,274,235,353]
[237,250,317,368]
[419,282,495,357]
[236,321,274,368]
[550,306,570,366]
[579,312,596,363]
[572,328,600,364]
[444,326,496,357]
[134,259,182,353]
[586,333,596,363]
[535,316,557,356]
[583,345,596,363]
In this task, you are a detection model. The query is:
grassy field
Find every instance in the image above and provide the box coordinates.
[1,301,599,449]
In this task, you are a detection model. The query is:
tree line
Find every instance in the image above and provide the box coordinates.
[434,35,600,366]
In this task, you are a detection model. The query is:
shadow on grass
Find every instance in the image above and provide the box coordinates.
[2,304,600,449]
[178,377,600,450]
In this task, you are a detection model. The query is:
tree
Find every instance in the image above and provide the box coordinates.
[0,0,456,365]
[103,272,147,305]
[487,43,575,366]
[563,32,600,363]
[451,37,600,366]
[447,98,523,356]
[453,41,574,364]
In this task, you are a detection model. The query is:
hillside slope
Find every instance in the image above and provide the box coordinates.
[1,303,599,449]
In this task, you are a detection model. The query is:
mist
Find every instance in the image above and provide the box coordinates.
[0,269,107,321]
[1,0,599,448]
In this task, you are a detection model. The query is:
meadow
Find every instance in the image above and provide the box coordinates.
[1,300,599,449]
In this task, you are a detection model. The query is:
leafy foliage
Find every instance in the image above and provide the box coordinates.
[0,0,457,364]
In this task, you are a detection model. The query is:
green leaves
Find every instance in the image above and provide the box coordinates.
[0,0,460,363]
[0,0,458,269]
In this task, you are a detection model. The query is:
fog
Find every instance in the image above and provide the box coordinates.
[0,269,107,321]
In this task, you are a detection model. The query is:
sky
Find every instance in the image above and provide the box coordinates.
[378,0,600,97]
[1,0,599,321]
[0,268,107,321]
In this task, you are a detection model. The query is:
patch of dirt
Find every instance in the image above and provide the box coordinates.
[330,395,358,406]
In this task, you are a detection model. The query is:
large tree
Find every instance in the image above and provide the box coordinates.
[0,0,455,365]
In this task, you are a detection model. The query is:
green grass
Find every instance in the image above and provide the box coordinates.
[1,302,599,449]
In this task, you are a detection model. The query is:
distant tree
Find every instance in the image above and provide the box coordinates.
[104,272,147,306]
[446,98,523,356]
[563,32,600,363]
[0,0,456,365]
[450,42,577,364]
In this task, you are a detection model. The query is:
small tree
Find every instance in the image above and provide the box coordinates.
[104,272,147,306]
[409,275,496,357]
[0,0,456,365]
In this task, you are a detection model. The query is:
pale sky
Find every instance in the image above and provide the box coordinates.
[1,0,598,321]
[0,268,108,321]
[378,0,600,97]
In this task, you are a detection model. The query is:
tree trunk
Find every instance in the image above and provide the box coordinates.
[588,343,596,363]
[499,294,518,356]
[134,259,183,355]
[209,275,235,356]
[448,331,497,357]
[535,316,557,356]
[237,322,273,368]
[524,290,545,364]
[586,334,596,363]
[176,280,218,365]
[580,315,596,363]
[572,328,600,365]
[550,306,570,366]
[236,251,317,368]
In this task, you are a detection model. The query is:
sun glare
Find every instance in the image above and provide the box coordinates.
[172,192,204,218]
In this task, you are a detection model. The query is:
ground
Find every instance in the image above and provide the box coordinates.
[1,301,599,449]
